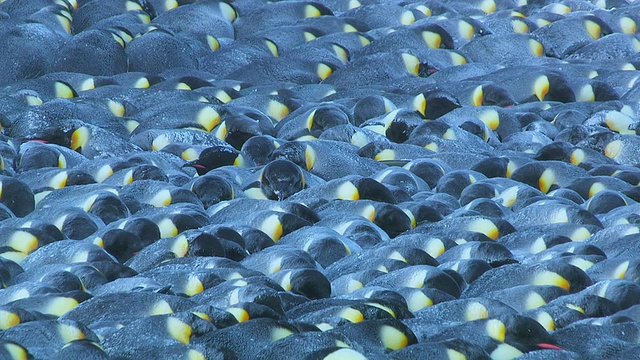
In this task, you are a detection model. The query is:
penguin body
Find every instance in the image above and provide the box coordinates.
[34,184,129,225]
[59,119,141,159]
[120,179,202,208]
[566,33,640,62]
[506,198,603,229]
[437,241,515,265]
[125,228,228,273]
[0,176,34,217]
[186,173,239,209]
[390,338,491,360]
[0,319,96,359]
[425,314,561,357]
[460,34,547,65]
[322,51,422,89]
[226,56,334,86]
[510,160,589,194]
[357,141,436,162]
[317,200,413,238]
[53,29,128,76]
[372,167,431,196]
[17,242,115,276]
[101,312,214,358]
[316,212,392,249]
[288,175,397,205]
[151,0,235,39]
[272,140,386,180]
[409,214,514,242]
[498,130,553,154]
[240,135,284,166]
[131,128,230,151]
[16,141,88,173]
[90,276,167,297]
[0,22,65,87]
[48,339,111,360]
[327,318,417,356]
[233,1,332,38]
[131,101,222,135]
[533,15,612,59]
[275,103,351,140]
[0,281,77,307]
[482,284,570,313]
[498,230,575,261]
[255,331,362,360]
[71,0,150,33]
[551,322,640,359]
[363,265,461,298]
[410,292,518,329]
[324,247,438,282]
[190,276,285,316]
[2,287,90,317]
[340,2,425,29]
[18,168,95,196]
[462,260,592,298]
[61,291,197,330]
[125,29,199,75]
[240,246,317,276]
[197,318,302,360]
[533,141,619,170]
[277,226,360,268]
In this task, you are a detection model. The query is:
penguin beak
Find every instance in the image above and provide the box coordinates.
[182,161,207,175]
[183,161,201,168]
[536,343,563,350]
[274,190,286,201]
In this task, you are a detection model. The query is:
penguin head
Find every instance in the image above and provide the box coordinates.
[260,159,306,201]
[481,83,518,107]
[241,136,280,166]
[312,106,351,136]
[270,141,307,169]
[501,314,563,353]
[543,73,576,103]
[183,146,242,175]
[190,174,235,208]
[534,142,573,161]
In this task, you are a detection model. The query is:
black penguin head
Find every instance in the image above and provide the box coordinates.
[270,141,307,169]
[190,175,235,208]
[188,233,226,257]
[500,315,562,352]
[130,164,169,182]
[544,73,576,103]
[223,114,262,150]
[101,229,144,263]
[241,136,279,166]
[260,159,306,201]
[470,156,510,178]
[353,95,395,126]
[17,144,62,171]
[482,83,518,107]
[534,142,573,161]
[183,146,242,175]
[40,270,85,292]
[414,90,461,120]
[590,81,619,102]
[307,106,351,137]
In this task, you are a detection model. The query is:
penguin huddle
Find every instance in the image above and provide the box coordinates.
[1,0,640,358]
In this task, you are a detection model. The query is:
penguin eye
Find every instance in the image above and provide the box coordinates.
[477,27,491,36]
